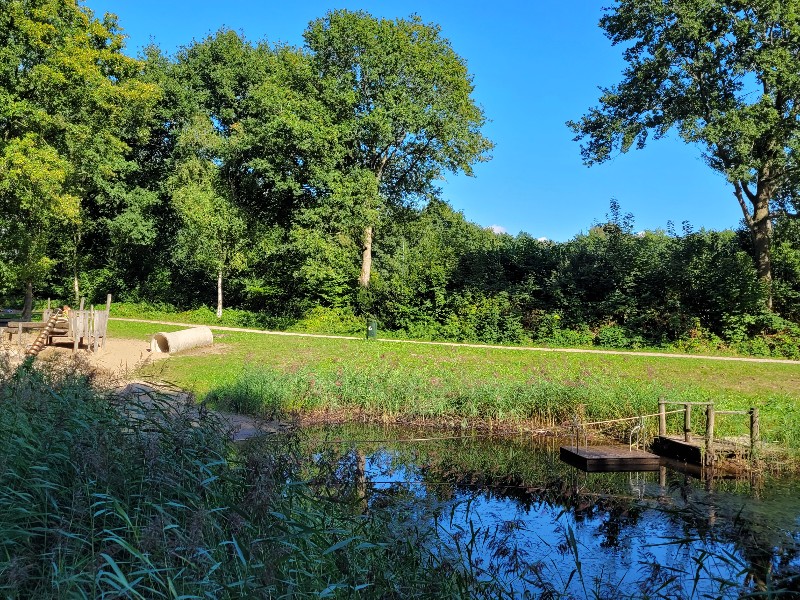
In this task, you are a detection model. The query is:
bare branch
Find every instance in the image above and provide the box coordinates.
[733,181,755,228]
[740,180,758,204]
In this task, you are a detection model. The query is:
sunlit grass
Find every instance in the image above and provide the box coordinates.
[109,320,800,449]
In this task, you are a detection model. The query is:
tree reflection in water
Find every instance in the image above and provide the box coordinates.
[303,425,800,597]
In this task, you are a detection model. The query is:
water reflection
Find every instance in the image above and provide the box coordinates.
[302,426,800,598]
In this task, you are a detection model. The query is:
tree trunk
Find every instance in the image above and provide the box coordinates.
[358,225,373,289]
[73,273,80,306]
[752,195,773,310]
[22,281,33,321]
[735,180,774,310]
[216,269,223,319]
[72,229,81,305]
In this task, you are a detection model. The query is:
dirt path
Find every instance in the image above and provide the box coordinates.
[111,317,800,365]
[116,381,291,442]
[0,340,288,442]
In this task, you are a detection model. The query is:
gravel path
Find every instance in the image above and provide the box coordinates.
[111,317,800,365]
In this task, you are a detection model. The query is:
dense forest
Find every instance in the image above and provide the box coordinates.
[2,1,800,356]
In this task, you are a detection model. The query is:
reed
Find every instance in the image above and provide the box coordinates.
[0,354,511,598]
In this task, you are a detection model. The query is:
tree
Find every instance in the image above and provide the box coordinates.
[169,114,247,318]
[568,0,800,309]
[303,9,493,289]
[0,0,158,314]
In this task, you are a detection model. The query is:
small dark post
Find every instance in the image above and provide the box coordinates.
[658,398,666,437]
[705,404,715,466]
[684,403,692,442]
[750,407,760,455]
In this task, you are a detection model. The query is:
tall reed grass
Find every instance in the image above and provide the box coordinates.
[207,365,783,443]
[0,354,512,598]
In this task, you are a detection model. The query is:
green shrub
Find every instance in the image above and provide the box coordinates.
[287,305,365,335]
[723,312,800,359]
[596,324,625,348]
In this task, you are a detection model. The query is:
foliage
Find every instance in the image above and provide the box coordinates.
[304,9,493,288]
[1,6,799,361]
[0,0,158,303]
[286,306,365,336]
[0,355,509,598]
[568,0,800,305]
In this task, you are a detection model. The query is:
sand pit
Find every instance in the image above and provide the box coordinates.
[37,337,168,375]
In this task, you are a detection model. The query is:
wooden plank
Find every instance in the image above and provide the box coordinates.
[560,445,663,472]
[651,435,703,464]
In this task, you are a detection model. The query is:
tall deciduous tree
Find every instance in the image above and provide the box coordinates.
[0,0,158,314]
[169,114,247,318]
[304,10,492,289]
[568,0,800,309]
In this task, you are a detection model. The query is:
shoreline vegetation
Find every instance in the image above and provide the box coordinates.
[3,355,795,597]
[0,355,514,598]
[104,318,800,463]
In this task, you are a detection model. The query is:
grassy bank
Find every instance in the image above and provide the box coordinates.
[112,320,800,451]
[0,355,515,598]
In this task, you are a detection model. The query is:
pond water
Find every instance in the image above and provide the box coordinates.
[301,425,800,598]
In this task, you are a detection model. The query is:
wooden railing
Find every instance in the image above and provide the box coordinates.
[658,399,759,465]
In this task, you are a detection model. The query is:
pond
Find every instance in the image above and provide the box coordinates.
[300,425,800,599]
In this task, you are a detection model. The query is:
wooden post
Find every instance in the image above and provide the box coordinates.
[658,398,666,437]
[105,293,112,312]
[750,407,760,455]
[684,403,692,442]
[705,404,715,466]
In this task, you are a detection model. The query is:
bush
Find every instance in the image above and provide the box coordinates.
[596,324,630,348]
[287,306,365,335]
[723,312,800,359]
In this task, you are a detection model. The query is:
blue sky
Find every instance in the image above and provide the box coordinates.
[84,0,743,241]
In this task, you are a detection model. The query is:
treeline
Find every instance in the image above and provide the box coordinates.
[2,2,800,356]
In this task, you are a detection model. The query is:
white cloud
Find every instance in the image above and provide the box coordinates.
[488,224,506,234]
[537,237,549,242]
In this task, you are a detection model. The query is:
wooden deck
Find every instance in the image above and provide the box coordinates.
[651,435,752,464]
[560,445,663,472]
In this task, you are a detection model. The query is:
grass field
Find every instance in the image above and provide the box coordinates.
[111,319,800,451]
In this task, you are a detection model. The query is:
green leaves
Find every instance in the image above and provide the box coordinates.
[569,0,800,302]
[0,0,159,299]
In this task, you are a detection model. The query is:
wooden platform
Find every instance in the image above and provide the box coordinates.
[651,436,702,463]
[651,435,751,465]
[560,445,663,472]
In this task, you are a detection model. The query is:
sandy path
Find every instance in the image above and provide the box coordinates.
[111,317,800,365]
[8,340,288,442]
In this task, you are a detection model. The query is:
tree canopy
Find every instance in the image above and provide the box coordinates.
[568,0,800,309]
[2,3,800,357]
[0,0,158,315]
[304,9,493,289]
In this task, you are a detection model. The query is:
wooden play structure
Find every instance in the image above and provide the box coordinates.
[4,294,112,354]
